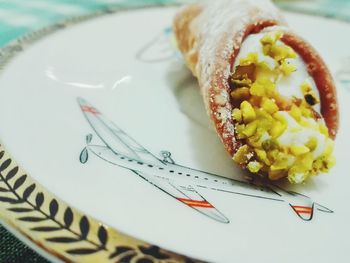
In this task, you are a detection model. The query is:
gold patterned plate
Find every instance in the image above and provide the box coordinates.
[0,4,350,263]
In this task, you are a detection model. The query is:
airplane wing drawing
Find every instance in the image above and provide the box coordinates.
[78,97,165,166]
[78,97,228,223]
[135,172,229,223]
[77,97,333,223]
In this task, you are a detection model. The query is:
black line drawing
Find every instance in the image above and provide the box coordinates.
[336,57,350,92]
[78,97,333,223]
[136,27,179,63]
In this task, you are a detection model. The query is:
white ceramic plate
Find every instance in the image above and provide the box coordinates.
[0,6,350,263]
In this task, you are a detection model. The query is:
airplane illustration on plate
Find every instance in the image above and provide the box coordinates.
[78,97,333,223]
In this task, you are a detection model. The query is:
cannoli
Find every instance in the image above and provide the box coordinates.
[173,0,338,183]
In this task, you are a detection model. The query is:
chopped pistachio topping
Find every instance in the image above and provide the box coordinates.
[230,30,335,183]
[239,52,259,66]
[301,81,320,106]
[280,60,297,76]
[232,108,242,122]
[247,161,263,173]
[240,101,256,123]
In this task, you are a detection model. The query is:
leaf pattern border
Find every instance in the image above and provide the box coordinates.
[0,2,198,262]
[0,144,195,262]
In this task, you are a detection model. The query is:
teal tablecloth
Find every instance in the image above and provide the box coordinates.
[0,0,350,47]
[0,0,348,262]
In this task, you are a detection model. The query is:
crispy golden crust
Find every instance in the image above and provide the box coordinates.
[173,0,338,158]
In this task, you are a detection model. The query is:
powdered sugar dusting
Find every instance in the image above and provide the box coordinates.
[192,0,285,88]
[175,0,286,154]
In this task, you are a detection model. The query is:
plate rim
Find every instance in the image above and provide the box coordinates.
[0,2,349,263]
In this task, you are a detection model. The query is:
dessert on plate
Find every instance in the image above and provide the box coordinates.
[173,0,338,183]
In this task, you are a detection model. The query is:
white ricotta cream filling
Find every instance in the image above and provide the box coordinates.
[234,32,321,113]
[277,112,326,159]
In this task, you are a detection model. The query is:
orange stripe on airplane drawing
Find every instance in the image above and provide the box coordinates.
[176,198,214,208]
[81,106,100,115]
[295,211,312,214]
[292,206,312,214]
[190,203,213,208]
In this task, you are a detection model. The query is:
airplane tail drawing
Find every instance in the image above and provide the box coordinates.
[288,200,333,221]
[267,185,333,221]
[314,202,334,213]
[289,202,315,221]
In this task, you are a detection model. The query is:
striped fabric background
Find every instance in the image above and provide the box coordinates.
[0,0,349,47]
